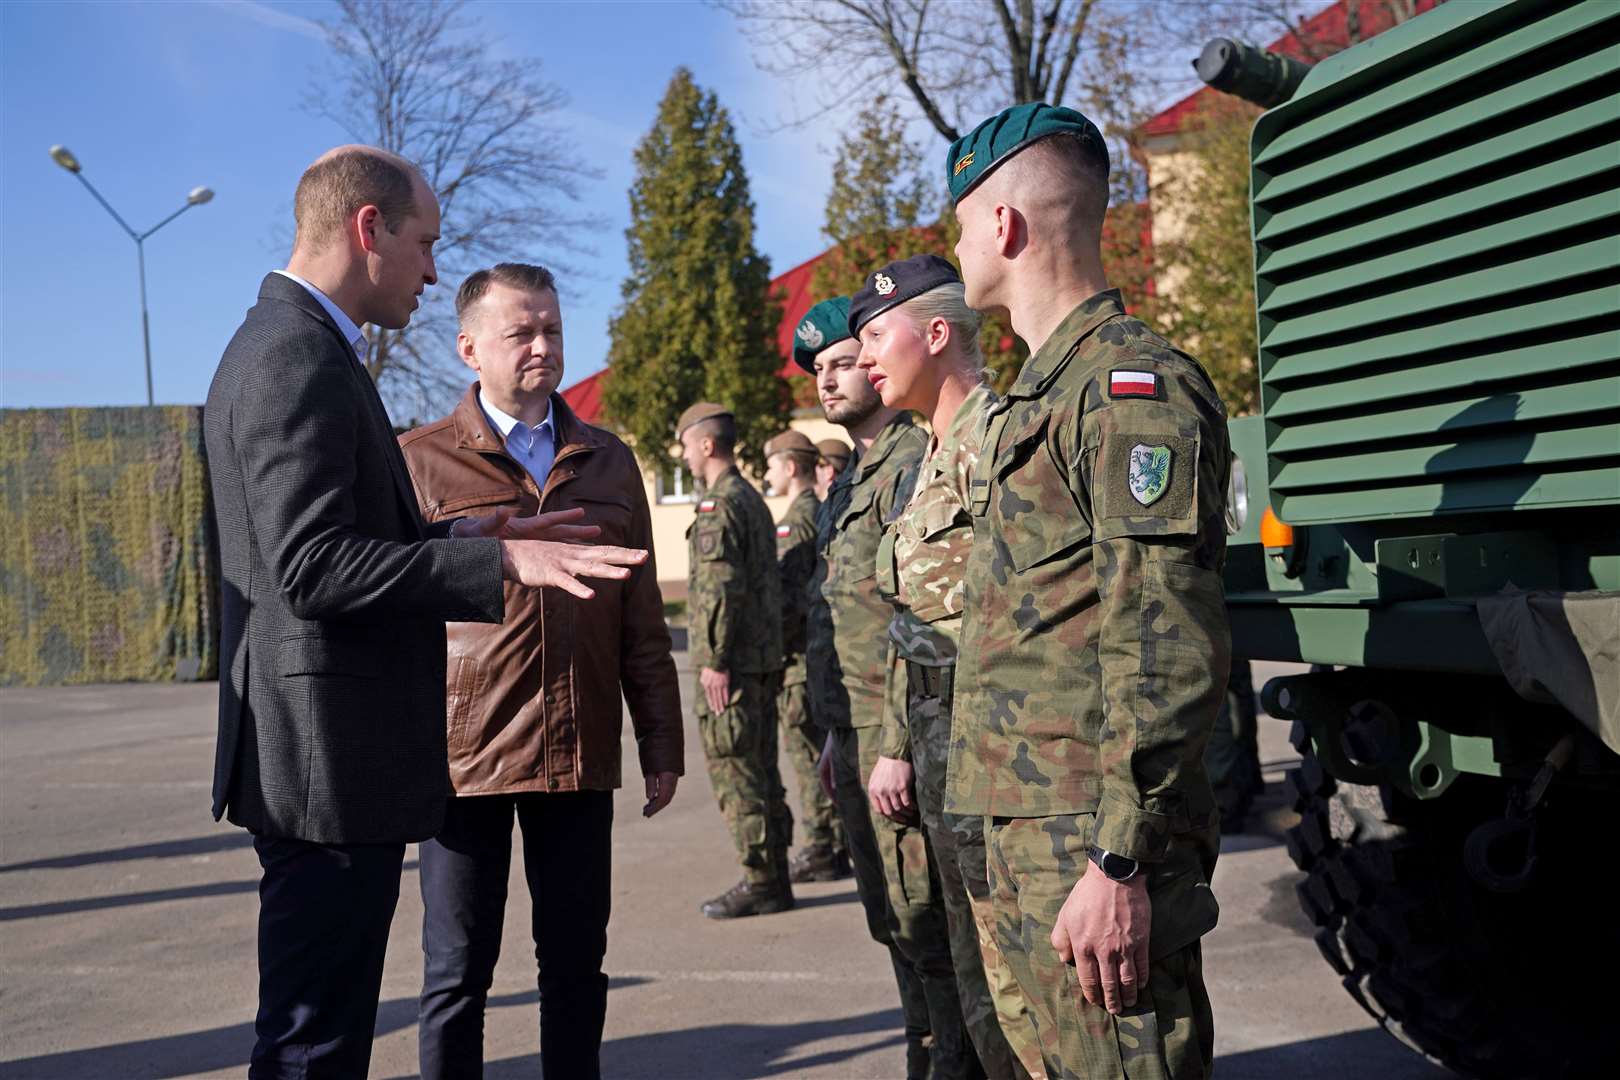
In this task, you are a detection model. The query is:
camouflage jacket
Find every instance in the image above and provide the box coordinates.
[948,291,1232,864]
[686,465,783,676]
[775,488,820,687]
[805,414,928,730]
[876,382,995,759]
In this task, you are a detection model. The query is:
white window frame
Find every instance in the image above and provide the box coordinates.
[656,462,698,505]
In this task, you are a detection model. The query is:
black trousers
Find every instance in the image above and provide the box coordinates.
[250,835,406,1079]
[418,790,615,1080]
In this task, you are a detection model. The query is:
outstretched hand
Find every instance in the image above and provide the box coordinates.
[499,540,646,598]
[459,506,602,543]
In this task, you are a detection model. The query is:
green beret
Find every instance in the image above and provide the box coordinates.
[848,254,960,337]
[947,101,1107,205]
[763,430,817,459]
[791,296,853,373]
[675,401,732,439]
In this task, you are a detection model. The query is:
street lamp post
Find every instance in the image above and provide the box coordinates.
[49,145,214,407]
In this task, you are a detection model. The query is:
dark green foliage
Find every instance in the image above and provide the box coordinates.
[603,68,788,473]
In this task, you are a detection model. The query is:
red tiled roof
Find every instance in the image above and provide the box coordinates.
[561,250,829,423]
[1139,0,1439,138]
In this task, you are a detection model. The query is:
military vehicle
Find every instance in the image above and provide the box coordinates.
[1202,1,1619,1075]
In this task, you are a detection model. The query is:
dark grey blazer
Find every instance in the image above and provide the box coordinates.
[204,273,504,844]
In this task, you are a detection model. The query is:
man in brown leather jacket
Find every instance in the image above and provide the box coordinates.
[398,262,683,1080]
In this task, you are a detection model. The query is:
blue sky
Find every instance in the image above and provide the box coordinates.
[1,0,1220,414]
[1,0,859,411]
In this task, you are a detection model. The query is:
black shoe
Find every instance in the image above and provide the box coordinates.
[789,846,852,883]
[700,879,795,919]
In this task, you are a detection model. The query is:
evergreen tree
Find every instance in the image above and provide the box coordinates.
[603,68,787,473]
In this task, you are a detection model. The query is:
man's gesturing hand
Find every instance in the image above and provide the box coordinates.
[499,540,646,598]
[460,506,602,543]
[699,667,731,715]
[1052,867,1152,1015]
[867,755,917,823]
[643,771,679,818]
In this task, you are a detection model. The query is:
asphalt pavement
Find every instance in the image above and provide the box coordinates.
[0,658,1450,1079]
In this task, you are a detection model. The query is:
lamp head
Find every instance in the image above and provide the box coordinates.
[187,186,214,206]
[49,145,81,173]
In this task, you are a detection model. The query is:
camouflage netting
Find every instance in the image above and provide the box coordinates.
[1,407,217,686]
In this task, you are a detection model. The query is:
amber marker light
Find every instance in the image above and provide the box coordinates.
[1259,506,1294,551]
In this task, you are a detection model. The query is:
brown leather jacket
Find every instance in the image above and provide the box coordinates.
[398,385,682,795]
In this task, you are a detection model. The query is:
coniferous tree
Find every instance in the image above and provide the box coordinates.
[604,68,787,473]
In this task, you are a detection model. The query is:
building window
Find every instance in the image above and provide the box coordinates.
[656,462,697,505]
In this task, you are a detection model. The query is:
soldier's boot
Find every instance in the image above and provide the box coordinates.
[789,845,853,883]
[700,878,796,920]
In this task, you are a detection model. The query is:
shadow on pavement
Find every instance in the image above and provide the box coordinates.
[786,887,860,912]
[0,861,418,923]
[0,831,252,873]
[547,1006,905,1080]
[1216,1026,1450,1079]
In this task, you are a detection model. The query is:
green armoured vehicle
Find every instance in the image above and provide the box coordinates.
[1201,1,1619,1075]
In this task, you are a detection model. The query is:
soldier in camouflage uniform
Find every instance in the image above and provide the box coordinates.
[946,104,1231,1079]
[677,402,795,919]
[795,296,970,1079]
[853,255,1047,1080]
[815,438,851,501]
[762,430,850,882]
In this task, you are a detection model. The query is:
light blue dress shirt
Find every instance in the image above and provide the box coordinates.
[273,269,367,360]
[479,390,557,493]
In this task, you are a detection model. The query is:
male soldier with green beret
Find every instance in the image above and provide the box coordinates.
[796,297,978,1078]
[677,402,795,918]
[815,438,851,501]
[762,429,850,883]
[946,103,1232,1079]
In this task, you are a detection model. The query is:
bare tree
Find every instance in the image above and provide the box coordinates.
[305,0,600,419]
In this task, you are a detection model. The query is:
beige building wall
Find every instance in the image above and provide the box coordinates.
[1138,137,1203,301]
[647,413,851,596]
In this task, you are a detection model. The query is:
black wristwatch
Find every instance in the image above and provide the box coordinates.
[1087,844,1140,883]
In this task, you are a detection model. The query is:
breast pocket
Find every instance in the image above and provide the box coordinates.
[830,486,881,585]
[990,414,1090,575]
[569,494,633,547]
[436,488,529,524]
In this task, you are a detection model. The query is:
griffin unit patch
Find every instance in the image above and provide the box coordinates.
[1128,444,1172,506]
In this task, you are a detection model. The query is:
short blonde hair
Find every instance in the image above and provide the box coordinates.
[293,147,421,252]
[896,282,984,370]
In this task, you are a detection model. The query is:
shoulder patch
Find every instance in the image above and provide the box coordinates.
[1109,369,1160,399]
[776,524,791,538]
[698,498,718,513]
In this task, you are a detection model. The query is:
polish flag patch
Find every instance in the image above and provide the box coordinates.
[777,524,792,538]
[1110,369,1159,399]
[698,499,718,513]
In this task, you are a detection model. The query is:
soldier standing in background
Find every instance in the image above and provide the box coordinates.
[677,402,795,919]
[854,255,1045,1080]
[762,430,850,883]
[795,297,978,1079]
[815,438,851,501]
[947,103,1232,1079]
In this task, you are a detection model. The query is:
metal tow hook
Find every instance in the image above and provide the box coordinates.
[1462,735,1575,893]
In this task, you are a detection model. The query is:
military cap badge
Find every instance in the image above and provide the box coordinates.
[797,319,824,349]
[953,151,975,176]
[874,273,896,296]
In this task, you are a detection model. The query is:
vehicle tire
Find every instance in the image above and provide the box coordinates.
[1284,724,1612,1079]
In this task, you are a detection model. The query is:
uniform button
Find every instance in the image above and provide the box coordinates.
[544,693,555,705]
[547,778,559,790]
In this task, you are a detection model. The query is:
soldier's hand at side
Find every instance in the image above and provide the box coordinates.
[1052,869,1151,1015]
[867,755,917,824]
[699,667,731,715]
[499,540,646,599]
[643,771,679,817]
[818,730,837,801]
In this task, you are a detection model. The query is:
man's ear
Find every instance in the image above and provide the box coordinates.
[355,204,382,255]
[456,331,479,373]
[994,203,1019,257]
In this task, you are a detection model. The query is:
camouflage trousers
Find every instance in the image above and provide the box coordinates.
[778,678,842,855]
[695,671,793,887]
[907,661,1046,1080]
[985,815,1218,1080]
[828,717,934,1079]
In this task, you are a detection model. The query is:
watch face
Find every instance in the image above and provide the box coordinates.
[1102,851,1136,880]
